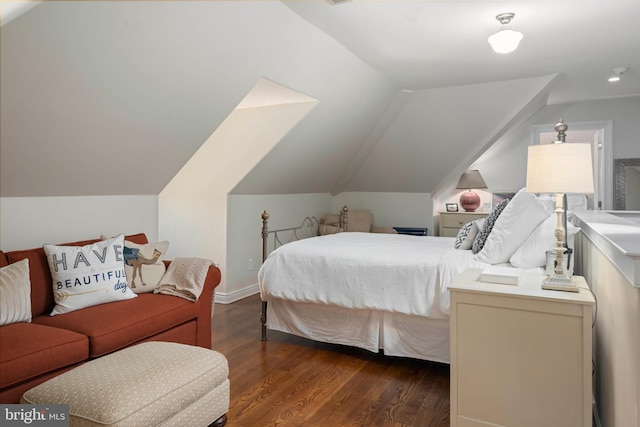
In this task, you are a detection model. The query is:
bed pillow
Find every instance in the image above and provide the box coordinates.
[322,213,341,227]
[123,240,169,293]
[471,198,510,254]
[347,210,373,232]
[318,224,343,235]
[537,193,556,213]
[454,218,485,250]
[0,258,32,325]
[475,189,551,264]
[44,234,137,316]
[510,214,580,268]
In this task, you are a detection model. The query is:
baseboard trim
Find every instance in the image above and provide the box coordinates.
[215,284,259,304]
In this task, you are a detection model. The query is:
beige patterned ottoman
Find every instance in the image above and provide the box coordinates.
[21,342,229,427]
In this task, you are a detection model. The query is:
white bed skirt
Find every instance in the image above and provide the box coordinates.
[266,299,450,364]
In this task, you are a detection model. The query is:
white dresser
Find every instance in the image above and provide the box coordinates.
[449,268,595,427]
[439,212,489,237]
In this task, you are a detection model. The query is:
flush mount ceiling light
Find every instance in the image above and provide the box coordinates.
[608,67,628,83]
[488,13,523,54]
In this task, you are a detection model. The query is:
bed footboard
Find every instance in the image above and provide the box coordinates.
[260,210,319,341]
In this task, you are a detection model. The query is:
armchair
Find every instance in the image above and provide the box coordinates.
[318,206,397,235]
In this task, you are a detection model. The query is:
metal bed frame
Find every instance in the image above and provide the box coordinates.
[260,210,322,341]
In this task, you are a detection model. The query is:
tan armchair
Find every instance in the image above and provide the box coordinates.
[318,206,397,235]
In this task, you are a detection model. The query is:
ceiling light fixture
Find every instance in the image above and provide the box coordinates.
[608,67,628,83]
[488,13,523,54]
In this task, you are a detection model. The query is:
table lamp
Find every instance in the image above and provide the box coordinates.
[456,170,488,212]
[525,120,594,292]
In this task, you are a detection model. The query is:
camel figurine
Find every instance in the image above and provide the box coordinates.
[124,248,163,288]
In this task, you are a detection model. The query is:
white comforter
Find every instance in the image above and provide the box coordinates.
[258,232,488,318]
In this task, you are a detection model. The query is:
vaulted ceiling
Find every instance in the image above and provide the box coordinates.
[2,1,639,198]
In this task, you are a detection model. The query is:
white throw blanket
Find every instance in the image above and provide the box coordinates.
[155,257,214,302]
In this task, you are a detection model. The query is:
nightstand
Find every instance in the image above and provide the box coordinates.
[438,211,488,237]
[449,268,595,427]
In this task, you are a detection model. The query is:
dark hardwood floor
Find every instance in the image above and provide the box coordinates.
[212,294,450,426]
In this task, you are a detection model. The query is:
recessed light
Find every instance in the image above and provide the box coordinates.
[608,76,621,83]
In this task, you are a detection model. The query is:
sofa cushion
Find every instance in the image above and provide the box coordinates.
[43,234,138,316]
[0,322,88,389]
[33,293,200,358]
[0,258,32,326]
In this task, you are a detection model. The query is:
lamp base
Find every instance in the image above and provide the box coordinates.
[541,274,579,292]
[459,190,480,212]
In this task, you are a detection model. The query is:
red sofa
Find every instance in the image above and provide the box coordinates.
[0,233,222,403]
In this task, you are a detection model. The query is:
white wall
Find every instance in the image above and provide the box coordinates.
[473,96,640,203]
[159,101,317,299]
[0,196,158,250]
[224,193,332,302]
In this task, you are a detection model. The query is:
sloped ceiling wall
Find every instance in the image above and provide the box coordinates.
[1,1,554,198]
[340,76,557,194]
[1,1,396,197]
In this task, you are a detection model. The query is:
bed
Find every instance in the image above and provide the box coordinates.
[258,193,555,363]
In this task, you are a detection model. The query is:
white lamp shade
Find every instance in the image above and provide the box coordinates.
[488,28,523,53]
[526,143,595,194]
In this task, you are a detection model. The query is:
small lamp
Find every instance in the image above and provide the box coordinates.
[456,170,488,212]
[526,119,594,292]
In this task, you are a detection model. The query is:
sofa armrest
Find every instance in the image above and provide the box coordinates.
[162,261,222,349]
[193,265,222,349]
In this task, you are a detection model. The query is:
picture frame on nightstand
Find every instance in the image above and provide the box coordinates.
[446,203,458,212]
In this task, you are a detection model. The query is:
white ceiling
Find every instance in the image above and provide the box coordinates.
[1,1,639,198]
[284,0,640,104]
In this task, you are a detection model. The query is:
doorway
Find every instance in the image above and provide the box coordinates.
[531,120,613,210]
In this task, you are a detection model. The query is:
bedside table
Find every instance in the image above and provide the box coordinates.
[438,211,488,237]
[449,268,595,427]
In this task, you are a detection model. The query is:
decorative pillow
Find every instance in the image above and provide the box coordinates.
[456,218,484,251]
[454,218,485,250]
[454,222,473,248]
[472,198,510,254]
[510,214,580,268]
[123,240,169,293]
[44,234,137,316]
[475,189,551,264]
[0,258,32,325]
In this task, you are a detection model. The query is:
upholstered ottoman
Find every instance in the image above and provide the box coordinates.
[21,342,229,427]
